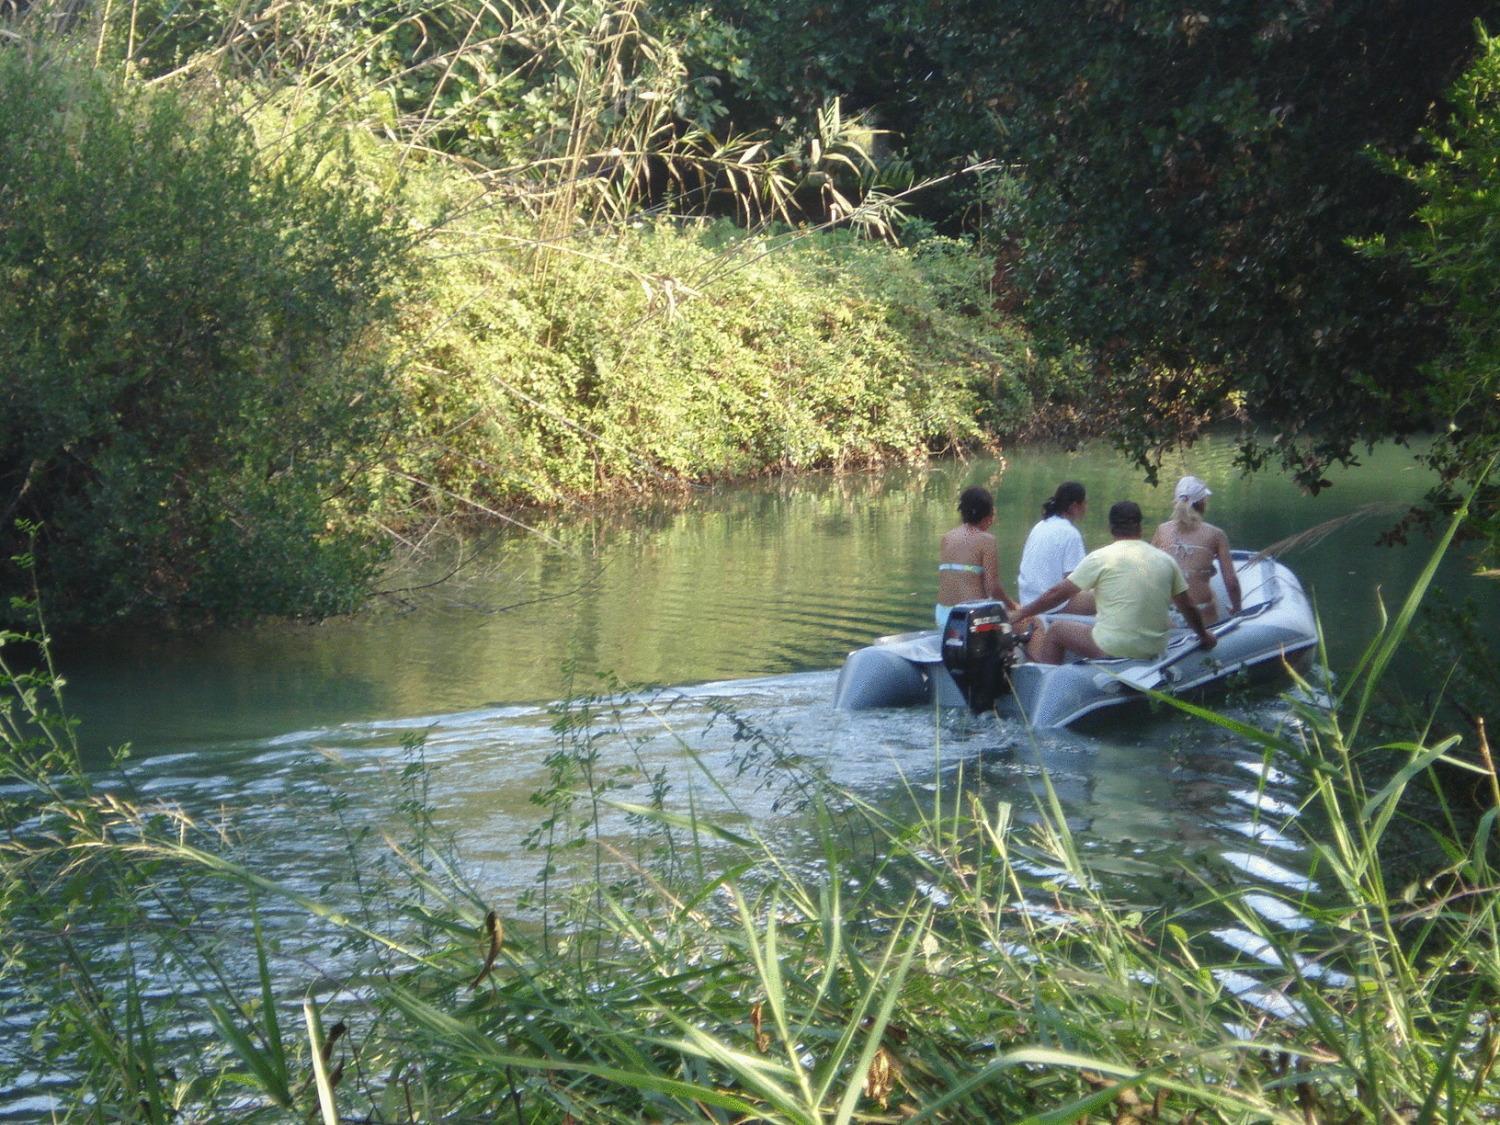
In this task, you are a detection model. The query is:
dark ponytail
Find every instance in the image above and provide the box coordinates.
[1041,480,1086,518]
[958,486,994,526]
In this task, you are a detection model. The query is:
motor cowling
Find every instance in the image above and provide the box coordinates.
[940,601,1022,713]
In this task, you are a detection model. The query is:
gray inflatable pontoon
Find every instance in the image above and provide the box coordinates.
[833,551,1317,728]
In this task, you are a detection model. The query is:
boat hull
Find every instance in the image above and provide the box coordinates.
[833,552,1316,728]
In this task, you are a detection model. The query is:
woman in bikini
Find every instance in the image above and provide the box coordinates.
[936,486,1017,627]
[1150,475,1241,626]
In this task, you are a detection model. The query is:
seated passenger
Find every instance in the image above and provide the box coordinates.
[1016,480,1095,615]
[1150,475,1242,626]
[936,486,1018,628]
[1013,500,1215,665]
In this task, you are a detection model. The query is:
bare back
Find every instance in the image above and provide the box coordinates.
[1151,519,1239,620]
[938,524,1001,606]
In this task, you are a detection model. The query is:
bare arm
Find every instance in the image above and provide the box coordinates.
[1215,530,1242,614]
[1016,579,1080,622]
[1172,591,1217,650]
[981,535,1017,609]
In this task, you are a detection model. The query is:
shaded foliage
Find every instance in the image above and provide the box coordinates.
[984,0,1491,491]
[0,53,411,626]
[1369,20,1500,565]
[658,1,1500,498]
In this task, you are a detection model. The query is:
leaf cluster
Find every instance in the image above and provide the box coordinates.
[386,214,1040,513]
[1365,20,1500,567]
[0,52,411,627]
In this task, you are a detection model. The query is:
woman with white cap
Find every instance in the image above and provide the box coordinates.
[1151,475,1241,625]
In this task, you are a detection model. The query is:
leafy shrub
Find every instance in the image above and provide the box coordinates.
[388,214,1040,513]
[0,52,410,626]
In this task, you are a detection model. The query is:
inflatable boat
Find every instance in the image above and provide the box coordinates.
[833,551,1317,728]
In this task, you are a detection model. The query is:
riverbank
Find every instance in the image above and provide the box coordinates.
[379,188,1074,514]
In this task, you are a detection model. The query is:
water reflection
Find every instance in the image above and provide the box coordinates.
[10,439,1489,1116]
[59,435,1473,756]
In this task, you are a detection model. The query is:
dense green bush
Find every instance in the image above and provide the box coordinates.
[0,52,411,626]
[388,215,1041,511]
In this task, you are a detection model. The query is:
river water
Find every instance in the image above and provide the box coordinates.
[52,435,1482,870]
[53,436,1486,897]
[4,435,1491,1115]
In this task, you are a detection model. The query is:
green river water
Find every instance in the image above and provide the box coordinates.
[64,434,1460,748]
[48,433,1488,896]
[4,435,1493,1116]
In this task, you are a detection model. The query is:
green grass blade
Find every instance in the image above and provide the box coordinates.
[1414,983,1484,1124]
[1359,735,1462,827]
[603,799,757,847]
[303,998,339,1125]
[384,984,776,1116]
[206,999,294,1108]
[250,893,289,1089]
[831,906,928,1125]
[1346,468,1487,739]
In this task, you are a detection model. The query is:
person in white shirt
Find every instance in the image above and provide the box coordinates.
[1014,501,1215,664]
[1016,480,1095,614]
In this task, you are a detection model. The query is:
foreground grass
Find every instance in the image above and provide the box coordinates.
[1,512,1497,1121]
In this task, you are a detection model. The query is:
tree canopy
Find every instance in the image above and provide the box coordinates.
[669,1,1499,497]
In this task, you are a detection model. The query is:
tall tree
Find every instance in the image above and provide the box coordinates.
[666,1,1498,493]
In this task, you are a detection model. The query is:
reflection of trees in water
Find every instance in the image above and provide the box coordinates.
[66,440,1478,756]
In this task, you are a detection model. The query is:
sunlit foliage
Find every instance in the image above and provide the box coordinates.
[0,51,411,626]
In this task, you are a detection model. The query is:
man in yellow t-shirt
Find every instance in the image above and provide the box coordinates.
[1011,500,1216,664]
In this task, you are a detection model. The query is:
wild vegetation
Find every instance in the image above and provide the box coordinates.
[0,6,1027,626]
[1,505,1496,1119]
[1,4,1495,1117]
[3,0,1499,624]
[0,52,414,626]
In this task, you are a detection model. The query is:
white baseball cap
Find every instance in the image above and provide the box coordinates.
[1174,475,1212,504]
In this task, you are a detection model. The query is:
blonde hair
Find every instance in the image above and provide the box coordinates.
[1172,497,1205,528]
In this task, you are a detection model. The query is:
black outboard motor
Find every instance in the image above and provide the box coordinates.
[940,601,1022,713]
